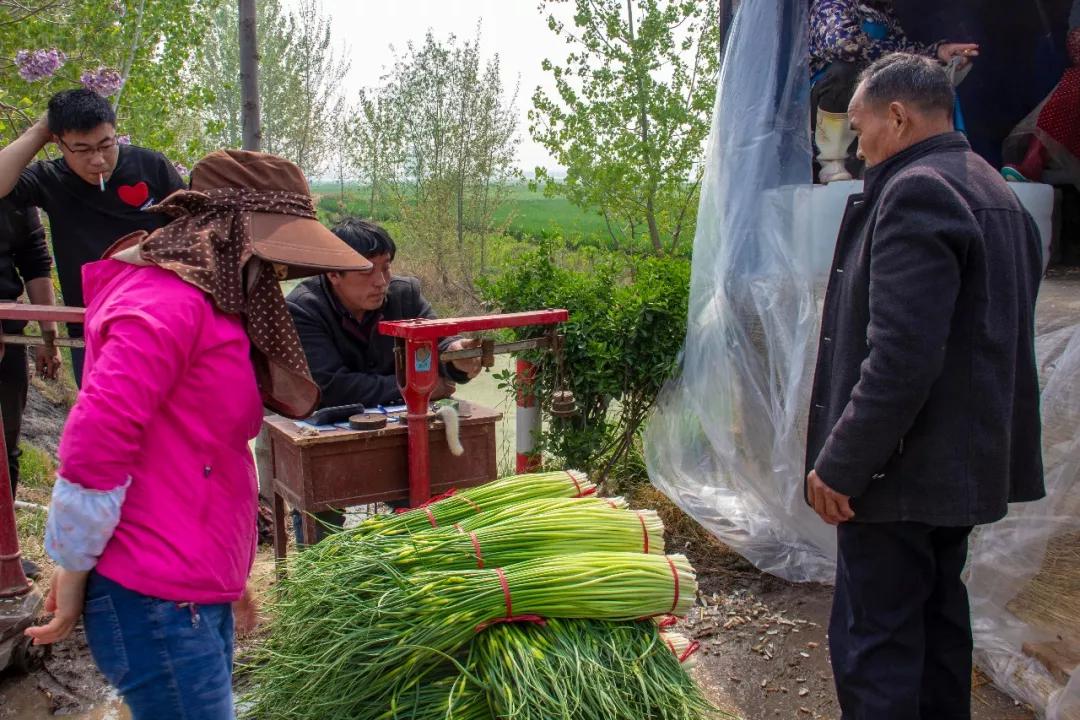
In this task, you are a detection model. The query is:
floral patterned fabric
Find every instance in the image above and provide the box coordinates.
[809,0,938,76]
[1035,28,1080,162]
[45,476,130,571]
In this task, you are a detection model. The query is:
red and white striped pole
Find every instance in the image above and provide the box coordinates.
[515,358,542,472]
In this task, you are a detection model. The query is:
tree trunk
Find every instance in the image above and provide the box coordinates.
[645,193,662,254]
[113,0,147,112]
[238,0,262,151]
[625,0,663,253]
[370,168,377,218]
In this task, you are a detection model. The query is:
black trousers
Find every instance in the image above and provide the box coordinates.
[830,521,974,720]
[0,339,27,498]
[812,60,865,115]
[68,321,85,389]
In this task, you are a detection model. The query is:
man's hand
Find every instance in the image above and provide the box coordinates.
[0,114,55,198]
[35,344,62,380]
[232,585,260,637]
[25,568,89,645]
[806,470,855,526]
[446,338,482,379]
[430,375,457,401]
[31,115,52,142]
[938,43,979,68]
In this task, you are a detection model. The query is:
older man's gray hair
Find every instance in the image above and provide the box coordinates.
[857,53,955,118]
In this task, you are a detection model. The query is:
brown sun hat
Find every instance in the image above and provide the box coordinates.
[188,149,371,278]
[103,149,369,418]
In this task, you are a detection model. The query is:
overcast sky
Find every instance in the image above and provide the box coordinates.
[281,0,568,172]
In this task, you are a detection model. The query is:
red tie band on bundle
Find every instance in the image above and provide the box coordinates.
[664,636,701,664]
[424,507,437,528]
[475,568,546,632]
[469,532,484,569]
[667,556,680,615]
[564,470,596,497]
[565,470,583,496]
[657,615,679,629]
[459,495,482,513]
[637,511,649,554]
[496,567,512,616]
[395,486,460,514]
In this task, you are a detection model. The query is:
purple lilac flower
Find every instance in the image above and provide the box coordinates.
[14,49,66,82]
[80,67,123,97]
[117,135,131,145]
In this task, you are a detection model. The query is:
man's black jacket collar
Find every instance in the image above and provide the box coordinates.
[862,131,970,201]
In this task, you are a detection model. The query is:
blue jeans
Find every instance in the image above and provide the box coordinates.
[82,571,235,720]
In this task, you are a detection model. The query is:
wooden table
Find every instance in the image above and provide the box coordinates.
[263,401,501,560]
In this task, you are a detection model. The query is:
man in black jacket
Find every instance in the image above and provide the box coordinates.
[804,54,1044,719]
[0,203,62,579]
[281,218,480,541]
[286,218,480,408]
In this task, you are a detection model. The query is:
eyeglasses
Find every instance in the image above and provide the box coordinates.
[57,136,118,157]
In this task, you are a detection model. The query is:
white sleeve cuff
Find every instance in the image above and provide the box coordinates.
[44,475,131,572]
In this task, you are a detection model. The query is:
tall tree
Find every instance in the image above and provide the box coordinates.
[238,0,261,150]
[353,83,403,218]
[194,0,347,174]
[388,31,519,297]
[531,0,722,254]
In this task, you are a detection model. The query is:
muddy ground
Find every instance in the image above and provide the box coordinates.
[2,272,1075,719]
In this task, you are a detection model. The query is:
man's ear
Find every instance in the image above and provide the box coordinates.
[889,101,907,132]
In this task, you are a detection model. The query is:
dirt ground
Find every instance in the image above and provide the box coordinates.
[0,529,1038,720]
[2,271,1075,719]
[676,540,1035,720]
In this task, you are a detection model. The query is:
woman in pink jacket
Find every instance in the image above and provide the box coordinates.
[25,149,370,719]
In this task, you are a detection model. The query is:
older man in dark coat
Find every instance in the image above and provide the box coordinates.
[804,53,1045,719]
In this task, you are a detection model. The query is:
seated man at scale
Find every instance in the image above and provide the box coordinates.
[0,88,185,385]
[281,217,482,541]
[809,0,979,182]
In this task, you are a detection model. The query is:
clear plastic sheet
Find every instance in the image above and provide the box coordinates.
[644,0,835,583]
[643,2,1080,715]
[967,323,1080,718]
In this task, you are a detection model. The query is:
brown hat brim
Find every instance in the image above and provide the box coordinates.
[248,212,371,279]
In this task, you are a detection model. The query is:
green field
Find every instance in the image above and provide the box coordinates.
[312,183,614,248]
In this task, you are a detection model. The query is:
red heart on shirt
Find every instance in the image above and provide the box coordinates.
[117,181,149,207]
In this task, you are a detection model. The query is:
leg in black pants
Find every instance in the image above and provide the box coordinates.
[920,526,974,718]
[829,521,973,720]
[811,61,865,116]
[0,340,28,499]
[67,321,85,389]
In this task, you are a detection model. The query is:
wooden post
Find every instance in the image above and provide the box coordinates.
[238,0,262,151]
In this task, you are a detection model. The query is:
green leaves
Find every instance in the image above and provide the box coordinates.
[0,0,222,165]
[192,0,349,175]
[531,0,723,255]
[480,240,690,479]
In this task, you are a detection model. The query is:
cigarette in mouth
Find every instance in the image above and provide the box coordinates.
[99,173,105,192]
